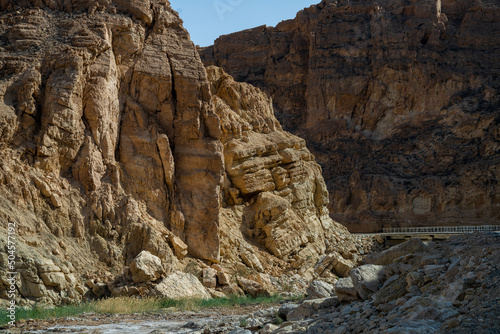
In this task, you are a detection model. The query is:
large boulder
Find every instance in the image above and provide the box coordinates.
[315,252,355,278]
[306,280,334,299]
[331,254,355,278]
[217,270,231,286]
[350,264,386,300]
[335,277,359,302]
[151,272,210,300]
[129,251,164,283]
[286,302,316,322]
[278,303,299,320]
[287,297,339,321]
[373,274,408,306]
[237,277,270,297]
[366,238,428,265]
[169,236,188,260]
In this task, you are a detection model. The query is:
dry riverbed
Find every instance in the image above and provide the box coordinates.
[0,304,274,333]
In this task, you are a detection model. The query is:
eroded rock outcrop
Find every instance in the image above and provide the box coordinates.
[0,0,226,305]
[0,0,360,305]
[208,66,360,279]
[200,0,500,232]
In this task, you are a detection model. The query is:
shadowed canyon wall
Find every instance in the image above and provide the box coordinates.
[200,0,500,232]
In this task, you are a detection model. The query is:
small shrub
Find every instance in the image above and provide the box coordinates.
[239,317,249,327]
[273,310,284,325]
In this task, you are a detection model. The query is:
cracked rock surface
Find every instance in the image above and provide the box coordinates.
[200,0,500,232]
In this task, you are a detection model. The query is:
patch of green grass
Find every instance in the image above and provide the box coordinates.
[239,317,249,327]
[200,294,282,308]
[158,294,283,310]
[0,295,286,326]
[0,303,93,326]
[0,309,10,326]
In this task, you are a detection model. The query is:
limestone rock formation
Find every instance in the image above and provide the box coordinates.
[305,280,334,299]
[0,0,357,305]
[335,277,359,303]
[0,0,213,305]
[0,0,229,305]
[349,264,386,300]
[209,66,353,278]
[200,0,500,232]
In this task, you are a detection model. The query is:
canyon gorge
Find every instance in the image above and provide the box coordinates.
[0,2,498,333]
[0,0,367,306]
[200,0,500,232]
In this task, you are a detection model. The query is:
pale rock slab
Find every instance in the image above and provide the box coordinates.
[152,272,210,300]
[335,277,359,302]
[306,280,334,299]
[366,238,429,266]
[129,251,164,283]
[350,264,386,300]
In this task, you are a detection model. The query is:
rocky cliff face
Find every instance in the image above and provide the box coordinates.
[200,0,500,232]
[208,66,355,278]
[0,0,224,305]
[0,0,358,305]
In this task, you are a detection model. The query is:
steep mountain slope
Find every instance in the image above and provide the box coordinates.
[200,0,500,232]
[0,0,359,305]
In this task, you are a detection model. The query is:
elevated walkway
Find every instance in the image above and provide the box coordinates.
[382,225,499,234]
[379,225,500,245]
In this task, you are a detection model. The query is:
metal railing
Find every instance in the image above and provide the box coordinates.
[382,225,500,234]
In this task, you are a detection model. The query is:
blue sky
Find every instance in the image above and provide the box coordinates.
[169,0,319,47]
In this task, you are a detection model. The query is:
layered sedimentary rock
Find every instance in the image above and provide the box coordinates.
[0,0,355,305]
[200,0,500,232]
[209,66,353,277]
[0,0,225,304]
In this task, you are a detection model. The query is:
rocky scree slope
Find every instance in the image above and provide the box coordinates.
[0,0,368,305]
[200,0,500,232]
[228,233,499,334]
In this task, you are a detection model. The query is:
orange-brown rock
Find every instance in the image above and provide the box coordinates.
[0,0,358,305]
[0,0,224,262]
[208,66,354,278]
[0,0,223,305]
[200,0,500,232]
